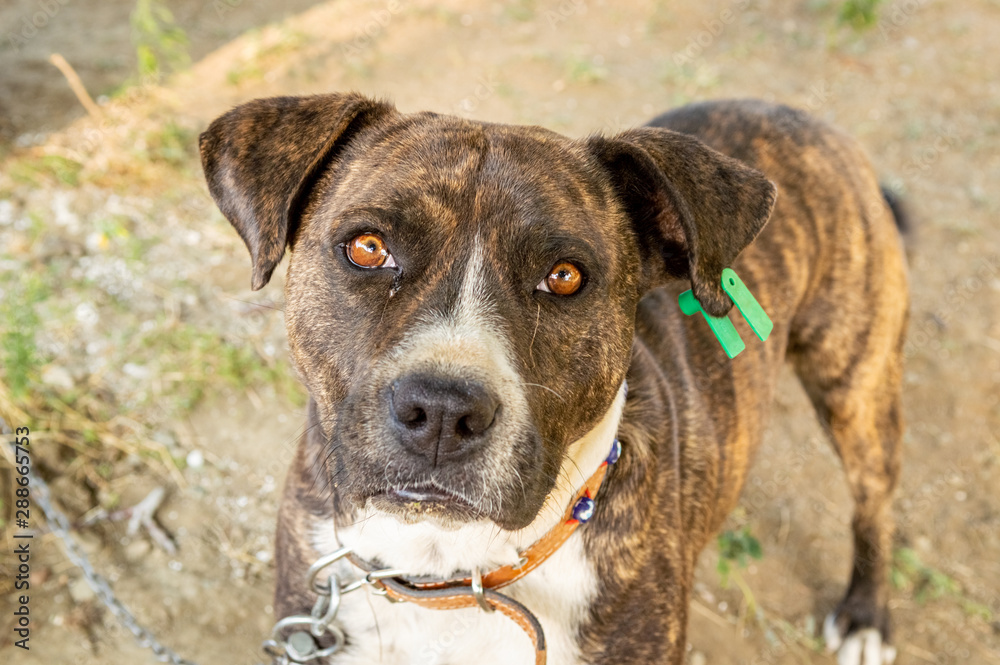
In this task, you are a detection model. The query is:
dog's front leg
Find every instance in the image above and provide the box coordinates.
[272,425,340,636]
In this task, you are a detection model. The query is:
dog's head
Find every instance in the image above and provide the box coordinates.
[200,93,775,530]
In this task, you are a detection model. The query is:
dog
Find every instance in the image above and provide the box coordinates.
[199,94,908,665]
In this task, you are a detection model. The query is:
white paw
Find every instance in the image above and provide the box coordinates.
[823,614,897,665]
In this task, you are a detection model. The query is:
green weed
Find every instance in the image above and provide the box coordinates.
[226,29,306,86]
[8,155,83,187]
[131,0,190,81]
[566,55,608,84]
[503,0,536,22]
[838,0,884,30]
[144,121,196,167]
[0,274,48,399]
[717,526,763,585]
[892,547,958,601]
[892,547,993,620]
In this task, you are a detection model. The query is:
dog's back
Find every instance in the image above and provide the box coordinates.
[643,100,908,657]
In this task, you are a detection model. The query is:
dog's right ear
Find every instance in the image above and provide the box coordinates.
[199,93,395,290]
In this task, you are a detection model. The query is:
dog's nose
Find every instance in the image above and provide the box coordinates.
[390,374,500,464]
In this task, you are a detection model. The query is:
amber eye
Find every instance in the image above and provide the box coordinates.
[538,261,583,296]
[345,233,396,269]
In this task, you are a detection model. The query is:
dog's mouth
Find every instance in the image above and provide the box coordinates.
[369,483,484,523]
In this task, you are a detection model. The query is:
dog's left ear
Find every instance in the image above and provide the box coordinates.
[199,93,395,290]
[588,128,776,317]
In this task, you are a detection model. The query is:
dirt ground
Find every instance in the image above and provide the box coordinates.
[1,1,998,664]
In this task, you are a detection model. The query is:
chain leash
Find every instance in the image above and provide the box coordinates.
[2,417,201,665]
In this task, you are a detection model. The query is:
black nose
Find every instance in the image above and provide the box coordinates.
[389,374,500,465]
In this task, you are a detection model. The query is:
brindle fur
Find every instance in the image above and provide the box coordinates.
[200,95,908,664]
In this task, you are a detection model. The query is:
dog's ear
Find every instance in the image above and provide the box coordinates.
[588,128,776,317]
[199,93,395,290]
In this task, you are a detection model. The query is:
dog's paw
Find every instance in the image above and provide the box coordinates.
[823,613,897,665]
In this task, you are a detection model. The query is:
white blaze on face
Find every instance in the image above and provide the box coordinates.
[377,236,532,492]
[393,236,517,376]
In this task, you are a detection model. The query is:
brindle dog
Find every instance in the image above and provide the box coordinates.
[200,95,908,665]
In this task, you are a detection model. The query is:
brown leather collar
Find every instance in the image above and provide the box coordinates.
[347,435,622,665]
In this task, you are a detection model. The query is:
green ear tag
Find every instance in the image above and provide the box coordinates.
[720,269,773,342]
[677,269,772,359]
[678,290,746,359]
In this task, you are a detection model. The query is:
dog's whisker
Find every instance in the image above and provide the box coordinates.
[221,294,285,312]
[528,302,541,368]
[522,382,565,402]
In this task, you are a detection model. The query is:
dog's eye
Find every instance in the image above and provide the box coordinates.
[537,261,583,296]
[345,233,397,269]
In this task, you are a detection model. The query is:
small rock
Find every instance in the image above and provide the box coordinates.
[69,577,95,603]
[77,532,102,556]
[41,365,74,391]
[75,302,100,327]
[122,362,150,379]
[0,200,14,226]
[185,449,205,470]
[124,539,151,562]
[690,651,707,665]
[29,567,51,586]
[152,430,178,449]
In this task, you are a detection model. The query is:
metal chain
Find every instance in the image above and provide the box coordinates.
[2,418,201,665]
[261,547,408,664]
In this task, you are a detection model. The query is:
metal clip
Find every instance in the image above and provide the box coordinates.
[364,567,409,598]
[305,546,353,595]
[268,616,344,663]
[309,575,342,637]
[471,567,494,613]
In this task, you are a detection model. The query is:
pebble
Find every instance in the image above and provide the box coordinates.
[152,430,178,449]
[186,449,205,469]
[75,301,100,327]
[0,199,14,225]
[125,538,151,562]
[690,651,707,665]
[69,577,95,603]
[122,362,151,379]
[77,532,103,556]
[41,365,74,391]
